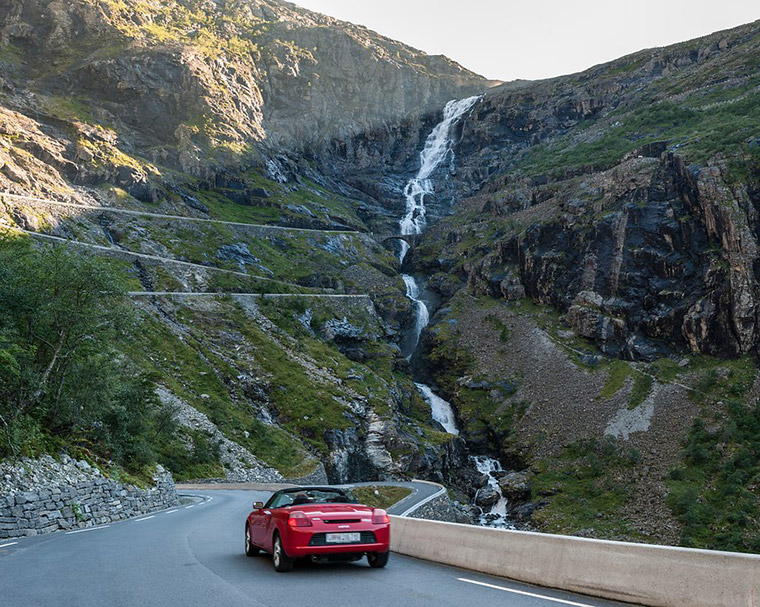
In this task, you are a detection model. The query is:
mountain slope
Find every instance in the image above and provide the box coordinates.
[0,0,490,490]
[410,20,760,550]
[0,0,490,174]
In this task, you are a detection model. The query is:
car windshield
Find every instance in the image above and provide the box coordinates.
[266,488,355,508]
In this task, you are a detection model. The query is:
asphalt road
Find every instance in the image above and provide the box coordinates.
[0,489,633,607]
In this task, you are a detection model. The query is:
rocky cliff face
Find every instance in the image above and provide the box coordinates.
[405,21,760,547]
[0,0,489,177]
[421,20,760,361]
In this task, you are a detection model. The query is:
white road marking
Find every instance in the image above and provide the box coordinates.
[185,505,195,509]
[65,525,110,535]
[0,542,18,548]
[458,578,595,607]
[399,485,444,517]
[165,509,179,514]
[135,516,155,522]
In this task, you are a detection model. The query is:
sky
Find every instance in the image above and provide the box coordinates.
[293,1,760,81]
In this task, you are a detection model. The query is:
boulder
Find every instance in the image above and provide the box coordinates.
[498,471,531,501]
[474,487,500,508]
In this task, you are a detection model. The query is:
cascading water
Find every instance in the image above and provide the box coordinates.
[395,95,514,529]
[415,383,459,435]
[402,275,429,359]
[399,95,480,434]
[472,456,513,528]
[397,95,480,423]
[398,95,481,262]
[397,96,480,422]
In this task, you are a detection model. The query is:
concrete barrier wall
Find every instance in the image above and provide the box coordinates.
[390,515,760,607]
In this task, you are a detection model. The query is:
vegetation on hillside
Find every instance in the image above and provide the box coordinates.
[0,236,174,477]
[666,358,760,553]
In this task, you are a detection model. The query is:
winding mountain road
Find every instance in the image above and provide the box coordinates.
[0,486,632,607]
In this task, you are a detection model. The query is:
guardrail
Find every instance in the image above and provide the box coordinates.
[389,516,760,606]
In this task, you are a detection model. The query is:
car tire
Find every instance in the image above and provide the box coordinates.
[272,534,294,572]
[367,551,389,568]
[245,524,259,557]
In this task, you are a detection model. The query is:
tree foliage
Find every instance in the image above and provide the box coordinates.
[0,236,172,470]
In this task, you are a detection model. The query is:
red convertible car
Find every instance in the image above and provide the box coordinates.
[244,486,391,572]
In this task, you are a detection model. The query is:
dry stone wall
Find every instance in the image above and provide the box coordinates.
[0,455,177,539]
[408,492,473,524]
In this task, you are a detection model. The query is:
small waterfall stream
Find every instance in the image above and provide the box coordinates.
[472,456,512,527]
[415,383,459,435]
[401,274,429,359]
[394,96,514,528]
[398,96,481,260]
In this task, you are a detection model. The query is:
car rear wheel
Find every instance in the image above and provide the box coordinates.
[245,525,259,557]
[273,534,294,572]
[367,551,389,568]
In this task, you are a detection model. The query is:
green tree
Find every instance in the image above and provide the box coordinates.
[0,236,165,467]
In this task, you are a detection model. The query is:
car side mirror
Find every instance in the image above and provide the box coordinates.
[253,501,264,510]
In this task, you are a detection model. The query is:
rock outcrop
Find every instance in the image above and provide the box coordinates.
[0,0,491,180]
[420,20,760,360]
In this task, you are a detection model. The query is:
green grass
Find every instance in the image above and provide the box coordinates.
[515,92,760,178]
[94,0,267,60]
[666,401,760,553]
[124,307,318,479]
[195,172,365,230]
[649,358,684,383]
[425,297,528,453]
[628,372,654,409]
[687,356,757,404]
[0,42,22,64]
[599,360,632,399]
[253,297,401,419]
[531,438,641,538]
[351,485,413,509]
[665,356,760,552]
[98,206,386,292]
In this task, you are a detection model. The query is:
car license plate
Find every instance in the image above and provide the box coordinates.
[325,532,361,544]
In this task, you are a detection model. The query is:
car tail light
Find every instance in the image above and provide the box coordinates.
[287,511,313,527]
[372,509,390,524]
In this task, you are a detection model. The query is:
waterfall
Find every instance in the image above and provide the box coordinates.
[396,96,480,437]
[393,95,515,528]
[399,95,480,262]
[402,274,429,358]
[415,383,459,435]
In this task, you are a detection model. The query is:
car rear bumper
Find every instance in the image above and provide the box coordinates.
[288,541,389,557]
[283,526,390,557]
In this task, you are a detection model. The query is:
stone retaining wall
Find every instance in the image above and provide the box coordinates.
[0,455,177,539]
[408,492,473,524]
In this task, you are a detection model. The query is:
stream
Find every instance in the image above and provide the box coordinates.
[396,96,513,528]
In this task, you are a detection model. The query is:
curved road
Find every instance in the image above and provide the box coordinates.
[0,488,632,607]
[339,480,446,516]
